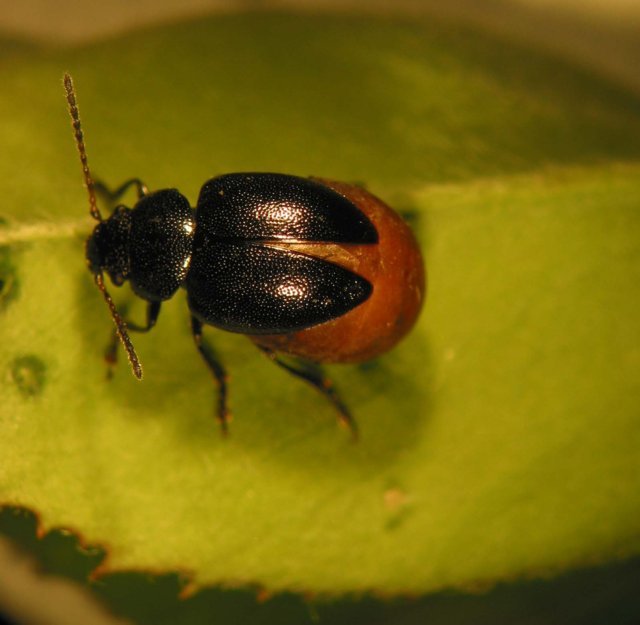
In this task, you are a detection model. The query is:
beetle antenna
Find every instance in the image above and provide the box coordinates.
[63,73,102,222]
[94,273,143,379]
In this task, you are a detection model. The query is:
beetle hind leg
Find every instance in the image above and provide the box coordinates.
[256,346,358,441]
[191,316,230,436]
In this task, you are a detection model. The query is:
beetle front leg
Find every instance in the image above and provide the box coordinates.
[256,346,358,441]
[94,177,148,207]
[105,300,161,377]
[190,316,230,436]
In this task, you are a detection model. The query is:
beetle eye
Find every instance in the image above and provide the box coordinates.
[85,234,102,275]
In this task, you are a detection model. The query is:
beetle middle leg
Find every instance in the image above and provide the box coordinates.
[105,300,161,377]
[190,316,230,436]
[256,346,358,441]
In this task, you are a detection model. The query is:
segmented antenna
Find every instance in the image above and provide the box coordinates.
[63,74,101,222]
[94,273,143,379]
[64,73,143,380]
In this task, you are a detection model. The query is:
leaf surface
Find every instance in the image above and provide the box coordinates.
[0,13,639,595]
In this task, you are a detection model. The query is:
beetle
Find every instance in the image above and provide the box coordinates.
[63,73,425,438]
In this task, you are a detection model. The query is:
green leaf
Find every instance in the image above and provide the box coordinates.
[0,12,639,599]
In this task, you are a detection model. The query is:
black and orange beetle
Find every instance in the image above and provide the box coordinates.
[64,74,425,438]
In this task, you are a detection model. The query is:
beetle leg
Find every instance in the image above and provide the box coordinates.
[105,300,161,377]
[190,316,230,436]
[256,346,358,441]
[94,177,148,207]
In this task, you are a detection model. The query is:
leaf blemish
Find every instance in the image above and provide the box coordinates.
[383,486,413,531]
[11,355,47,398]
